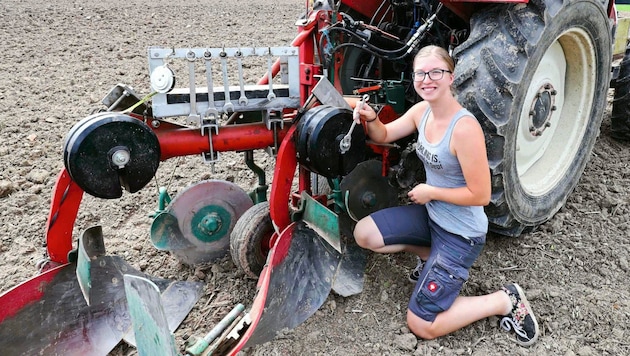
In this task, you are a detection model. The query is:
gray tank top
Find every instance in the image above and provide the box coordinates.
[415,107,488,237]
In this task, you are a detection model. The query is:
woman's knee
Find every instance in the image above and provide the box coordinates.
[353,223,372,249]
[353,217,381,250]
[407,309,437,340]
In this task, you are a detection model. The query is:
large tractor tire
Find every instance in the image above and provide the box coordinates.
[612,43,630,141]
[453,0,612,236]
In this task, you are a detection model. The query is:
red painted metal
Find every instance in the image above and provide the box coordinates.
[44,169,84,264]
[154,122,291,161]
[269,125,299,233]
[342,0,392,22]
[441,0,528,21]
[297,166,312,195]
[227,223,295,355]
[298,11,323,104]
[355,85,382,94]
[42,122,291,264]
[292,21,316,48]
[609,2,618,24]
[0,263,68,323]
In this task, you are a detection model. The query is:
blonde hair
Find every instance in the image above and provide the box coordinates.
[414,45,455,72]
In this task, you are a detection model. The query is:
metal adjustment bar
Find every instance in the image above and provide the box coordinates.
[101,84,149,115]
[219,49,235,113]
[263,109,284,131]
[103,84,131,111]
[263,110,284,157]
[147,46,300,119]
[203,49,219,126]
[201,121,220,171]
[200,48,220,171]
[278,50,290,85]
[266,48,276,101]
[186,50,201,125]
[235,49,248,106]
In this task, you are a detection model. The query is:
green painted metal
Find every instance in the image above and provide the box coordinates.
[123,275,178,356]
[327,177,345,214]
[384,82,406,113]
[76,226,107,306]
[297,192,341,253]
[244,151,268,204]
[150,211,184,250]
[150,186,172,218]
[190,205,231,243]
[76,237,92,305]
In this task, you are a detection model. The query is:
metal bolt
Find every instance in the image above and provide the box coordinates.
[361,191,377,208]
[111,149,130,168]
[199,212,222,235]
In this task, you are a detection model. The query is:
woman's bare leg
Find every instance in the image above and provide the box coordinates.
[406,291,511,340]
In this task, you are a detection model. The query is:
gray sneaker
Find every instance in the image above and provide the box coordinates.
[408,258,425,283]
[500,283,540,347]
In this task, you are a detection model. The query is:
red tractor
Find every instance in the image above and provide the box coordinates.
[0,0,622,354]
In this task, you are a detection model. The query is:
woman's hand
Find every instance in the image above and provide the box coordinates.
[408,183,434,204]
[356,103,377,123]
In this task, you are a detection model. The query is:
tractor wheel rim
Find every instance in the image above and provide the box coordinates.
[515,28,596,196]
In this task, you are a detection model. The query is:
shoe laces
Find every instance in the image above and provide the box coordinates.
[499,315,529,340]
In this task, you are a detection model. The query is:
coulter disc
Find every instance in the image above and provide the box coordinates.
[152,180,253,265]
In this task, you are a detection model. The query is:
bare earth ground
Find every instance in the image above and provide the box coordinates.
[1,1,629,355]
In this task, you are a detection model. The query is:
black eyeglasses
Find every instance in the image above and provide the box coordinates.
[412,69,452,82]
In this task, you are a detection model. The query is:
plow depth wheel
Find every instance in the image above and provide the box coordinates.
[453,0,611,235]
[230,201,274,279]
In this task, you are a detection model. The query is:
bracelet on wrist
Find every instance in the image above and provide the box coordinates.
[364,116,378,123]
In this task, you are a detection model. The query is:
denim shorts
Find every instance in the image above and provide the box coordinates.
[371,204,485,322]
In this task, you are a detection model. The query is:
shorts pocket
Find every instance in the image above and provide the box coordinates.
[416,254,469,312]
